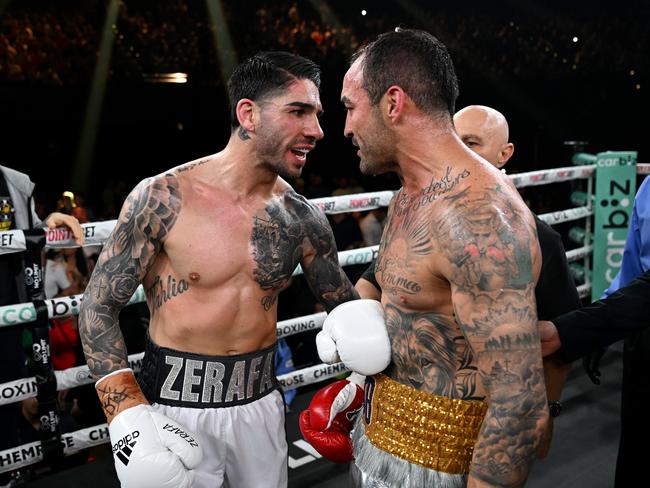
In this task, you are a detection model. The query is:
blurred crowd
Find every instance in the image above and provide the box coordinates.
[0,0,646,85]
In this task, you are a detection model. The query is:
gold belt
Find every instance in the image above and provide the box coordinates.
[363,374,487,474]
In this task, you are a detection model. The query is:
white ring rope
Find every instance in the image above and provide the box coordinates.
[0,163,610,472]
[2,164,647,255]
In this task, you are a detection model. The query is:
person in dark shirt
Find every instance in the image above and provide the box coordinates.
[540,269,650,358]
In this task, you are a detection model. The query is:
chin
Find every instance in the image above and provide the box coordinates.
[277,167,302,181]
[359,158,386,176]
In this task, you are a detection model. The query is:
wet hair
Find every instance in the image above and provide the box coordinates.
[352,28,459,117]
[228,51,321,128]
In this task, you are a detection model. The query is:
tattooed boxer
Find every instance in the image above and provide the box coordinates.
[306,29,548,488]
[78,52,358,488]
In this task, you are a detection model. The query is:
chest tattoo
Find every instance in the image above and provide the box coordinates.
[250,202,302,311]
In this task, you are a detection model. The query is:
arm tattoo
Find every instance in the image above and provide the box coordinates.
[296,198,358,310]
[96,384,129,417]
[434,184,545,486]
[251,191,357,311]
[435,185,535,292]
[79,176,181,379]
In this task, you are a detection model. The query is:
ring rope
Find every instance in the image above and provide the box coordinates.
[1,164,647,255]
[0,162,610,472]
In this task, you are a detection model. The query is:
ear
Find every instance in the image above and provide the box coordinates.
[498,142,514,167]
[383,85,405,123]
[236,98,256,133]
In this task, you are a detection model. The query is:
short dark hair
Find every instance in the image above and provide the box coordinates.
[228,51,321,128]
[352,28,459,117]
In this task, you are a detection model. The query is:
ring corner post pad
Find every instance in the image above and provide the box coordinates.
[24,230,65,462]
[32,299,65,462]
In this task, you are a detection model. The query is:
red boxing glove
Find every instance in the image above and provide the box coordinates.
[299,376,364,463]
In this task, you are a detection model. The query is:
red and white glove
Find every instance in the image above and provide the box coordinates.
[96,369,203,488]
[299,373,365,463]
[316,299,391,376]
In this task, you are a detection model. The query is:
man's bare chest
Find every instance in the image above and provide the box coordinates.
[162,200,306,291]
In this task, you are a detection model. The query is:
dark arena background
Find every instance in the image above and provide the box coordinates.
[2,0,648,212]
[0,0,647,487]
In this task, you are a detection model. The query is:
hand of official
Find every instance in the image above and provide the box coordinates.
[538,320,562,357]
[316,299,391,376]
[299,373,364,463]
[96,369,203,488]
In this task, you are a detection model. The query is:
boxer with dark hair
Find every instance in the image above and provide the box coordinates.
[79,51,361,488]
[303,29,548,488]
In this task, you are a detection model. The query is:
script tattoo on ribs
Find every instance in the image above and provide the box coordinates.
[79,176,181,379]
[251,191,356,311]
[146,274,190,312]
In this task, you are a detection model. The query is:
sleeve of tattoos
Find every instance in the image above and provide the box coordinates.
[78,176,180,422]
[300,204,359,311]
[437,189,548,488]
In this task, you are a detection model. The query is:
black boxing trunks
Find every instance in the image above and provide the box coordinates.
[138,334,279,408]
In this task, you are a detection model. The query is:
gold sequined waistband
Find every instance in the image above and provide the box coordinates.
[363,374,487,474]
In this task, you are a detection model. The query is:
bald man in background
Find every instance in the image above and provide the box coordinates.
[453,105,514,169]
[454,105,582,458]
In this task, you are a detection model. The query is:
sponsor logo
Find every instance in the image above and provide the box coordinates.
[112,431,139,466]
[162,424,199,447]
[276,319,317,338]
[32,339,50,364]
[51,297,83,318]
[349,197,380,208]
[24,263,42,288]
[315,201,335,212]
[39,411,59,433]
[1,380,37,400]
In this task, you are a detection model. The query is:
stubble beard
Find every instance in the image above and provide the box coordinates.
[255,128,301,181]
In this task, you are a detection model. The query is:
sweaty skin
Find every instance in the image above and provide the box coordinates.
[79,77,359,422]
[342,51,546,487]
[377,169,545,486]
[454,103,573,461]
[81,160,356,370]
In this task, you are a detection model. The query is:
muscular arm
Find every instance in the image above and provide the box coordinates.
[298,201,358,311]
[436,187,547,487]
[79,176,181,380]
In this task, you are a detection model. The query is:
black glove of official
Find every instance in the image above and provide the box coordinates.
[582,347,608,385]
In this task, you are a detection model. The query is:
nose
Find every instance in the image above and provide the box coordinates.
[305,115,324,141]
[344,112,353,139]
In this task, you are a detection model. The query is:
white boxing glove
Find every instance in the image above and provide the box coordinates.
[316,299,391,376]
[96,370,202,488]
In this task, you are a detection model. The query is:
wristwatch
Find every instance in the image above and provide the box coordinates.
[548,400,563,418]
